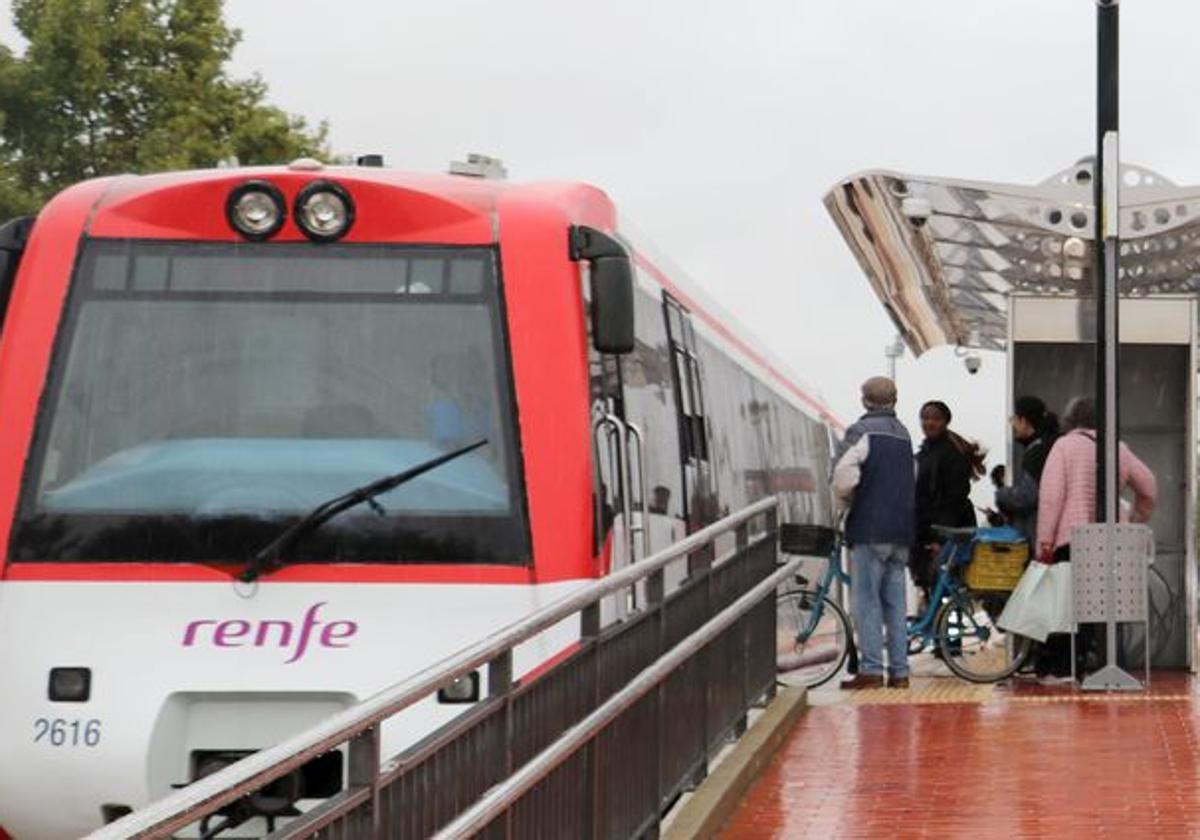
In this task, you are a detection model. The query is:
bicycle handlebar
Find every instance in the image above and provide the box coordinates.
[930,525,978,541]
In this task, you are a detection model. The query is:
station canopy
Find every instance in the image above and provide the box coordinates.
[824,158,1200,355]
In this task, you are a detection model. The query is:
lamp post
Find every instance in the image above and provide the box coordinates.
[1095,0,1119,530]
[1086,0,1137,691]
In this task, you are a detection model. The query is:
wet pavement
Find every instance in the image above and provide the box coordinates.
[720,672,1200,838]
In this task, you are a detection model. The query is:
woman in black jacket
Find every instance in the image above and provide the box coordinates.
[993,395,1060,543]
[912,401,984,601]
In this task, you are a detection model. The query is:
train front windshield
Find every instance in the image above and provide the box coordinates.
[11,241,530,565]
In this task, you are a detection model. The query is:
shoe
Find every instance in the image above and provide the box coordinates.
[839,673,885,690]
[888,676,910,690]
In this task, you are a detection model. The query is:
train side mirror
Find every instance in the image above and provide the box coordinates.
[570,225,634,355]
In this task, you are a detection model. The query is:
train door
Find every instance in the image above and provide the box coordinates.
[587,290,648,620]
[664,294,714,532]
[615,286,690,597]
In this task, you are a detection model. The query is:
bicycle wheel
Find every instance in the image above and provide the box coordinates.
[777,589,851,688]
[935,593,1032,683]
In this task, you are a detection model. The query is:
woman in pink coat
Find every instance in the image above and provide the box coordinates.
[1034,396,1157,679]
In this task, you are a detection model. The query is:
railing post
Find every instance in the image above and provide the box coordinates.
[686,537,713,790]
[687,543,714,578]
[731,522,752,739]
[648,564,666,835]
[580,602,601,641]
[762,504,779,705]
[348,725,382,838]
[488,650,513,697]
[487,650,514,840]
[580,600,601,840]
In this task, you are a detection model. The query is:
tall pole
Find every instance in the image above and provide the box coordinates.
[1095,0,1119,527]
[1086,0,1135,690]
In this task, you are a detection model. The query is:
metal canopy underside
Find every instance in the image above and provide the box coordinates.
[824,159,1200,355]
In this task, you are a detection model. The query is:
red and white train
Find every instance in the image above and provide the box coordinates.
[0,158,841,838]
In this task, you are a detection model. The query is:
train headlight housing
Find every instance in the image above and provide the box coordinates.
[294,181,354,242]
[437,671,480,704]
[48,667,91,702]
[225,181,286,240]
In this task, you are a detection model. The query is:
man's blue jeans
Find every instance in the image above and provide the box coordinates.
[850,543,910,678]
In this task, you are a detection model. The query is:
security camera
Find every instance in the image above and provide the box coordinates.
[900,196,932,228]
[964,352,982,375]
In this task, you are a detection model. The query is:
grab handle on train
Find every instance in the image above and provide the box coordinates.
[625,421,651,562]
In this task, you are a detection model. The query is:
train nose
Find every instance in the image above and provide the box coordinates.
[188,750,310,835]
[147,691,356,829]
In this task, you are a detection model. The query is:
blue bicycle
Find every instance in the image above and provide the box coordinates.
[776,524,1033,686]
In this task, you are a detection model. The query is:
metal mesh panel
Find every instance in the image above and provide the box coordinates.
[510,647,597,767]
[596,693,660,840]
[1072,524,1153,623]
[663,572,709,648]
[505,748,593,840]
[745,595,777,704]
[379,702,508,840]
[659,658,706,799]
[596,611,660,701]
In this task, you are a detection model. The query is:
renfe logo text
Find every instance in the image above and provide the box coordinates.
[182,602,358,664]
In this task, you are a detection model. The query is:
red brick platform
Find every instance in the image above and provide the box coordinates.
[720,673,1200,838]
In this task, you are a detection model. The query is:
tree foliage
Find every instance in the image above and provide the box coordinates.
[0,0,331,219]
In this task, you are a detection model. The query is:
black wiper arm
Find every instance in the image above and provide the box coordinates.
[239,439,488,582]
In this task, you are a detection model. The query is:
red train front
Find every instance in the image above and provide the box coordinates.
[0,159,837,838]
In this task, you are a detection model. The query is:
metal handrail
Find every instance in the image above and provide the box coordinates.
[87,497,778,840]
[625,420,651,561]
[431,554,801,839]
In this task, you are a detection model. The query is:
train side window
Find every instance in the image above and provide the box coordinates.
[687,356,708,460]
[664,295,708,464]
[666,300,683,339]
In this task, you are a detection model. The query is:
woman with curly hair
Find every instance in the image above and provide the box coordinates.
[912,400,984,603]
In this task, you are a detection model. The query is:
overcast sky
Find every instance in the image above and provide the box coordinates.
[6,0,1200,503]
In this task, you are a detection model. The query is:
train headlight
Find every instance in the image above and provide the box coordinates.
[437,671,480,704]
[294,181,354,242]
[225,181,286,240]
[48,667,91,702]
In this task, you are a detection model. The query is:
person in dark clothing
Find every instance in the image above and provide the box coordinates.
[993,396,1060,543]
[912,401,983,602]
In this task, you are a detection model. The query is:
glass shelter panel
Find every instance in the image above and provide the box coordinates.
[1013,342,1188,667]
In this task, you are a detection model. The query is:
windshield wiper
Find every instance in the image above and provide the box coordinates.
[239,439,488,582]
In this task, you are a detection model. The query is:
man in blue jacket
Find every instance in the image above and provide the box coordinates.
[832,377,916,689]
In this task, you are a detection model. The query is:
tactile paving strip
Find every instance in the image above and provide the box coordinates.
[830,681,988,705]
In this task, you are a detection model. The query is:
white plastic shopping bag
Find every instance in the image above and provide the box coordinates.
[997,561,1073,642]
